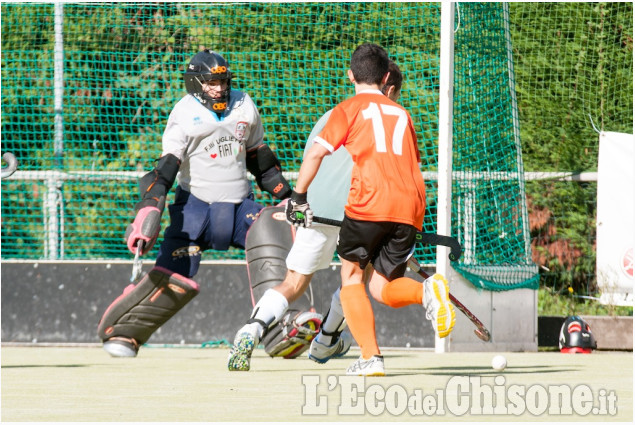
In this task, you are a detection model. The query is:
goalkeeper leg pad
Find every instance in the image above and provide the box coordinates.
[262,310,323,358]
[245,204,295,301]
[97,266,200,346]
[245,205,315,312]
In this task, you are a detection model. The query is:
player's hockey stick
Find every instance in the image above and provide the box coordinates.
[415,232,462,261]
[310,216,343,227]
[406,256,491,342]
[313,215,463,261]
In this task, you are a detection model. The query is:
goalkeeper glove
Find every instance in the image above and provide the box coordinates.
[124,196,165,255]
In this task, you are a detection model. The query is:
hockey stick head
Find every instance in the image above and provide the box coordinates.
[1,152,18,179]
[475,328,491,342]
[415,232,462,261]
[447,239,462,262]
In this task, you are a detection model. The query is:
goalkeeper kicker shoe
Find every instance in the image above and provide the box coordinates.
[346,355,385,376]
[308,331,352,364]
[262,311,322,359]
[103,336,139,358]
[423,273,456,338]
[227,323,259,371]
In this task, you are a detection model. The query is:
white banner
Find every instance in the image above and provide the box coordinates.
[596,131,634,306]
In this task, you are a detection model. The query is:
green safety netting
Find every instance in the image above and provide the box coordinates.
[1,2,538,291]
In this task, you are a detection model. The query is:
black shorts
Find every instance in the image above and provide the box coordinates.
[337,215,418,280]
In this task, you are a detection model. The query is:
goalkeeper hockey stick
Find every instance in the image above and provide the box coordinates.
[313,216,463,261]
[130,240,144,282]
[406,256,491,342]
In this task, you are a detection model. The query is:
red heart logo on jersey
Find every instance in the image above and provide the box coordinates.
[210,153,217,158]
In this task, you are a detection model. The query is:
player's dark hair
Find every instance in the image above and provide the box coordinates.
[382,61,403,94]
[350,43,389,85]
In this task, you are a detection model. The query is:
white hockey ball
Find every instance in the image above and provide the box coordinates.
[491,355,507,371]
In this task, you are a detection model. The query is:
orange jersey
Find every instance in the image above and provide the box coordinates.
[314,90,426,230]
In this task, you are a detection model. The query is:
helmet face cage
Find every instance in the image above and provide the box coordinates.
[558,316,597,353]
[184,50,232,113]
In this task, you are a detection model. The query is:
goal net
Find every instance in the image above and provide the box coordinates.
[1,2,538,291]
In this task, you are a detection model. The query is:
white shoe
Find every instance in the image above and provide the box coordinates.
[103,337,139,358]
[346,355,385,376]
[227,323,259,371]
[308,331,352,364]
[423,273,456,338]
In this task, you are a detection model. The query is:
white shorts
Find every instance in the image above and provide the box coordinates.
[285,223,340,275]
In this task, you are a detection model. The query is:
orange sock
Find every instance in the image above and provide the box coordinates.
[340,283,380,359]
[380,277,423,308]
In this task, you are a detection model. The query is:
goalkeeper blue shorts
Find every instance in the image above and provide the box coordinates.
[155,187,263,278]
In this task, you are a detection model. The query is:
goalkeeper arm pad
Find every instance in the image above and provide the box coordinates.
[246,144,292,200]
[125,154,180,255]
[135,153,180,210]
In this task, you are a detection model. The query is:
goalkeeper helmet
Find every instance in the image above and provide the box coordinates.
[184,50,232,113]
[559,315,597,354]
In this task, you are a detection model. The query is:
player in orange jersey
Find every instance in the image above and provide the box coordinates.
[285,43,456,376]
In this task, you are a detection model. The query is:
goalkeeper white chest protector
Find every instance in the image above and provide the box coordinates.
[161,90,265,204]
